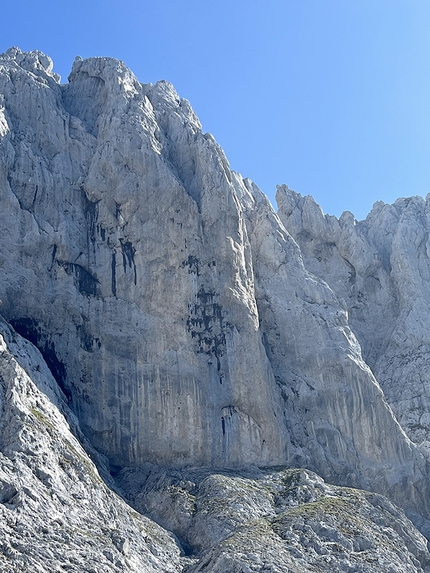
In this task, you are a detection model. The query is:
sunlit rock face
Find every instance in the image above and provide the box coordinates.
[0,47,430,532]
[0,316,184,572]
[116,465,430,573]
[1,316,428,572]
[277,187,430,449]
[0,48,288,470]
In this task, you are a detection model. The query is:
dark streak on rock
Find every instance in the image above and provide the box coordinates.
[186,287,228,363]
[83,194,99,244]
[181,255,199,275]
[112,252,117,296]
[32,184,38,207]
[9,317,70,402]
[58,261,99,297]
[49,244,57,271]
[120,240,137,285]
[115,202,121,220]
[77,324,100,353]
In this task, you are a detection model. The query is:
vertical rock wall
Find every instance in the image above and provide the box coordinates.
[0,48,429,528]
[0,48,288,468]
[277,186,430,449]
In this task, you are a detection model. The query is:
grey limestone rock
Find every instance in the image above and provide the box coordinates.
[277,186,430,450]
[0,316,184,572]
[2,314,427,571]
[0,47,288,471]
[116,465,430,572]
[2,47,430,569]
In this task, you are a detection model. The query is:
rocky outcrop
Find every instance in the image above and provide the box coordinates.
[277,187,430,450]
[2,46,430,564]
[0,316,184,572]
[2,316,428,572]
[242,184,427,507]
[1,46,430,525]
[115,465,430,573]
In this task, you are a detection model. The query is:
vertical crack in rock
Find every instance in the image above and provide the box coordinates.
[111,251,117,296]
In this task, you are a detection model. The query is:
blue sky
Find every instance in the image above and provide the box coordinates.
[3,0,430,220]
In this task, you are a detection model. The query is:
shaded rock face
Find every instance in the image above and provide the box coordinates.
[1,46,430,537]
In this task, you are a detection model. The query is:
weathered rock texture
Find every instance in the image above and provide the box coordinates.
[117,465,430,573]
[2,47,430,569]
[0,47,288,470]
[277,187,430,451]
[1,317,428,572]
[0,316,184,572]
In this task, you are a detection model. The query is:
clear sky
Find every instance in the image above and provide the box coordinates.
[3,0,430,220]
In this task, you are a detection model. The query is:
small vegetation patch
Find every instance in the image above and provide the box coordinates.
[29,406,56,433]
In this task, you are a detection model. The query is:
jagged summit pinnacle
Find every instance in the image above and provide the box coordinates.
[0,46,60,82]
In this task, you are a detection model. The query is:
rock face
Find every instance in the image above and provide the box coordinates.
[277,187,430,450]
[0,47,288,470]
[2,47,430,570]
[0,316,184,572]
[1,316,428,572]
[117,465,430,573]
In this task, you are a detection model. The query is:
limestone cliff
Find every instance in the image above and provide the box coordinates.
[1,316,428,571]
[1,47,430,568]
[277,187,430,451]
[0,48,288,470]
[0,316,184,572]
